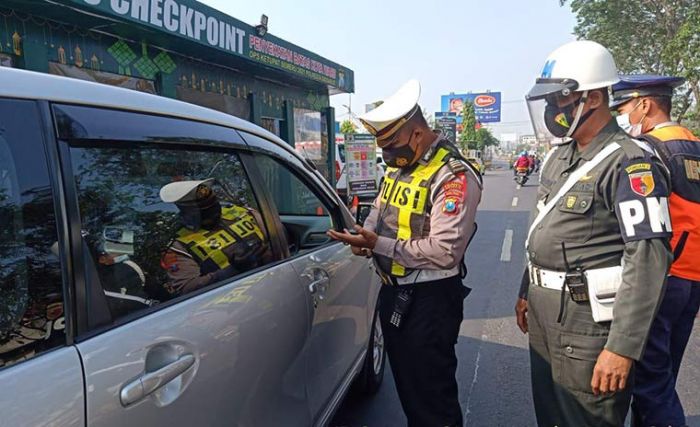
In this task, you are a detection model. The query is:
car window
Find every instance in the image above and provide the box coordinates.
[68,141,276,326]
[254,154,335,256]
[0,99,65,369]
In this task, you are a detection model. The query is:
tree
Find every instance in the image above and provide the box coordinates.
[340,120,356,135]
[459,101,479,151]
[560,0,700,132]
[474,127,500,151]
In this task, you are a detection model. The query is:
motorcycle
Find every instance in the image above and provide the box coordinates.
[514,167,529,186]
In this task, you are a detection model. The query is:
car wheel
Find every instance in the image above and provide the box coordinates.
[353,307,385,395]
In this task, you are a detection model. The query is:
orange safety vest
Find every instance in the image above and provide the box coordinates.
[646,124,700,281]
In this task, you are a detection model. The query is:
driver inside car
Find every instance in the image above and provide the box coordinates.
[159,179,271,296]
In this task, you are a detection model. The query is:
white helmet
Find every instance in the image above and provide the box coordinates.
[526,40,619,144]
[527,40,620,100]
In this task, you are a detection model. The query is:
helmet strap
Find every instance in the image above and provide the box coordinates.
[565,90,589,138]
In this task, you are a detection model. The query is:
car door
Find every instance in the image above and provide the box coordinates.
[241,133,380,421]
[53,105,312,427]
[0,98,84,426]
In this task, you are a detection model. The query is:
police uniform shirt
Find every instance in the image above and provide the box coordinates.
[363,138,482,271]
[527,119,673,360]
[161,206,269,295]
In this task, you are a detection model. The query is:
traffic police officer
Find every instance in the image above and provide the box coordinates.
[327,80,482,427]
[160,179,270,296]
[612,74,700,427]
[516,41,673,426]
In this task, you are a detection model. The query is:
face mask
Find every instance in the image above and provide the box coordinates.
[616,101,644,137]
[178,199,221,230]
[382,134,417,168]
[544,92,595,138]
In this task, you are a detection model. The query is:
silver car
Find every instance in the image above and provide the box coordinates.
[0,67,384,427]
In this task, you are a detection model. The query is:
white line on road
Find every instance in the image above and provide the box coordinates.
[516,184,522,190]
[500,229,513,262]
[511,197,518,207]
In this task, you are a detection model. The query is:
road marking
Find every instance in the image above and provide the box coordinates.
[464,335,486,423]
[511,196,518,207]
[500,229,513,262]
[516,184,522,190]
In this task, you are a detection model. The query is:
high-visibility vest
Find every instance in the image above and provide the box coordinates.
[176,205,265,274]
[646,124,700,281]
[374,147,453,277]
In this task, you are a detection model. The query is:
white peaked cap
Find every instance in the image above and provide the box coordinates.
[160,178,215,203]
[359,79,421,141]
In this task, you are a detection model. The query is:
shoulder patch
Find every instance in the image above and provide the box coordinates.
[615,155,672,242]
[441,174,467,215]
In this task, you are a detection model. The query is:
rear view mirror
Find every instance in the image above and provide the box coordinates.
[355,202,373,226]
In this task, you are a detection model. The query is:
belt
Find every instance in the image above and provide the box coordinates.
[380,266,460,286]
[529,265,567,291]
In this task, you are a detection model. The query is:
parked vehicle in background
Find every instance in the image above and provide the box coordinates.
[336,140,348,201]
[466,156,486,175]
[0,67,384,427]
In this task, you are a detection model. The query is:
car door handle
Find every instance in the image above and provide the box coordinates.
[120,354,195,406]
[308,276,330,294]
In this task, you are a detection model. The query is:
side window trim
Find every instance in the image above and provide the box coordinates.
[39,100,80,345]
[238,151,289,259]
[243,149,345,261]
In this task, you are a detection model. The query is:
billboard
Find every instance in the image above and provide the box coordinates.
[435,112,457,144]
[441,92,502,123]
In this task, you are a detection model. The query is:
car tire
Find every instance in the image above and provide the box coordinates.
[353,306,385,395]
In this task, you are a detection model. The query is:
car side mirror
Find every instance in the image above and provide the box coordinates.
[355,202,373,226]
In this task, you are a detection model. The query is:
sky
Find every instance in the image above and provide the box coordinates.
[199,0,578,140]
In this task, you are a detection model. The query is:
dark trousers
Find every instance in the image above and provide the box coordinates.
[528,284,632,427]
[378,276,468,427]
[632,276,700,427]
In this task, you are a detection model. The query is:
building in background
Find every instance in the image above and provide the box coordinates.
[0,0,354,182]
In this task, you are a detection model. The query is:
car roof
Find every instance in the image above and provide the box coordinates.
[0,67,295,154]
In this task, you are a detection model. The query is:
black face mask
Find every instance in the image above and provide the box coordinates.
[544,96,595,138]
[382,134,417,168]
[179,199,221,230]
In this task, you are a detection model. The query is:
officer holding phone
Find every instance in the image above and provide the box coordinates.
[327,79,482,427]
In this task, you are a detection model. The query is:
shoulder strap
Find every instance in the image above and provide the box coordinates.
[526,142,621,249]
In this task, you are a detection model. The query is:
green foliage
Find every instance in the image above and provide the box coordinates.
[340,120,356,135]
[459,101,479,151]
[560,0,700,132]
[475,127,500,151]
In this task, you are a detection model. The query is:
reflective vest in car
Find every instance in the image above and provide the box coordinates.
[175,205,264,274]
[645,124,700,281]
[374,146,452,277]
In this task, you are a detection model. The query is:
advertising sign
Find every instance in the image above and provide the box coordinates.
[441,92,502,123]
[435,112,457,144]
[345,134,378,195]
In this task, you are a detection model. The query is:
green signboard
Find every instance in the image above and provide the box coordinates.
[66,0,353,92]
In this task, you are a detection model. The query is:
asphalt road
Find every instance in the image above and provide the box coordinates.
[331,169,700,427]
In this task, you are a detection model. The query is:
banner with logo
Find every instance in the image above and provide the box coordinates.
[441,92,502,123]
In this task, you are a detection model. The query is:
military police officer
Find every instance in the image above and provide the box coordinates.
[327,80,482,427]
[515,41,673,426]
[612,74,700,427]
[160,179,270,296]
